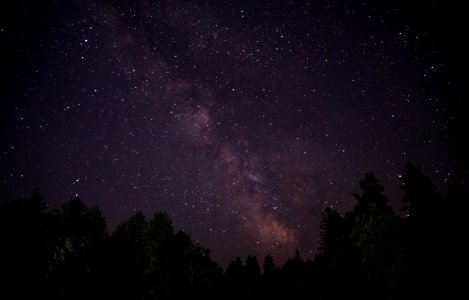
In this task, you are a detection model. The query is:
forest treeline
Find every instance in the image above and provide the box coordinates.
[0,162,466,299]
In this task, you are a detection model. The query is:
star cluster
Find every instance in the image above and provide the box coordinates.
[1,0,463,266]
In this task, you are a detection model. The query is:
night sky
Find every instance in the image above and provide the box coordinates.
[1,0,465,267]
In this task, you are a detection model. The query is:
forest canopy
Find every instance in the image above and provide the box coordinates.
[0,162,465,299]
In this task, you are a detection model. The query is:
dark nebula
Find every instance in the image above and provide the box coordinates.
[1,0,465,267]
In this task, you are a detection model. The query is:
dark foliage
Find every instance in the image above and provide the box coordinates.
[0,195,222,300]
[0,162,464,299]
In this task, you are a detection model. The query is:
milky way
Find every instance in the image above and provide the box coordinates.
[1,0,463,266]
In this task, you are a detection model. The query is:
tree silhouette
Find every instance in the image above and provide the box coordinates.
[352,172,406,299]
[245,255,261,279]
[315,208,360,300]
[0,191,49,299]
[260,254,279,298]
[109,210,222,299]
[317,207,343,257]
[400,163,445,299]
[142,212,174,298]
[1,161,465,300]
[353,172,392,225]
[224,256,245,297]
[49,197,108,299]
[244,255,261,297]
[443,182,468,297]
[108,211,147,299]
[263,254,277,274]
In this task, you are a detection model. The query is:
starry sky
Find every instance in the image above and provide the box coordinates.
[1,0,466,267]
